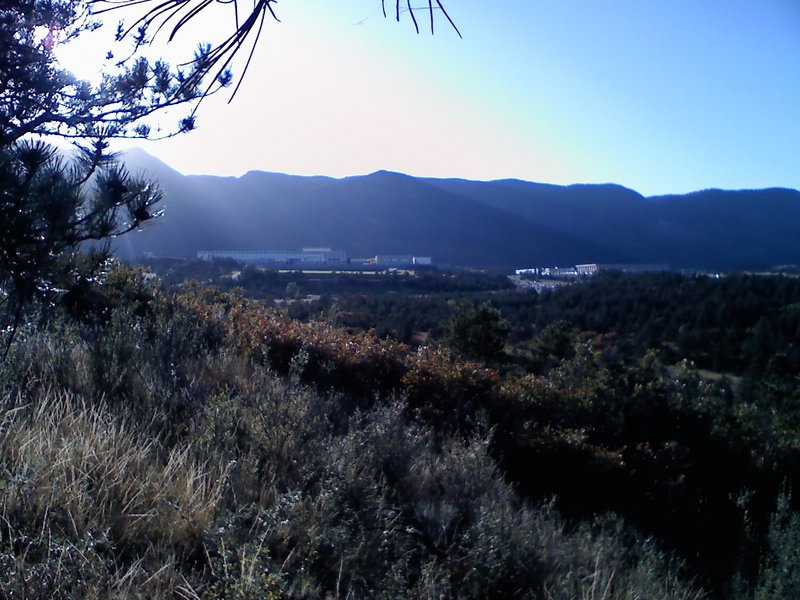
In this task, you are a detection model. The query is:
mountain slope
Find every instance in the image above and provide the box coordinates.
[120,149,800,270]
[426,178,800,269]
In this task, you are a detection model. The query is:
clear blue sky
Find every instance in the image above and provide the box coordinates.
[65,1,800,195]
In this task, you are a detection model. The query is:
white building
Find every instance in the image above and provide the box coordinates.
[375,255,413,266]
[197,248,347,265]
[576,263,599,275]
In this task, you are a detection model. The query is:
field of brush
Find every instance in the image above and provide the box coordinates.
[1,267,799,598]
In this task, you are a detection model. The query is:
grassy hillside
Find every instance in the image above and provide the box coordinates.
[1,267,799,597]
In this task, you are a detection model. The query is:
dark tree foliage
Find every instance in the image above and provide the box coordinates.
[527,319,577,373]
[90,0,461,101]
[441,299,510,361]
[521,272,800,376]
[1,0,223,144]
[0,141,162,357]
[0,0,229,357]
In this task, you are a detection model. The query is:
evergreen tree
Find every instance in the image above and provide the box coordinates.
[442,300,509,361]
[0,0,226,357]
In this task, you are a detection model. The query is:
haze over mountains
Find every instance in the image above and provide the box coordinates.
[119,148,800,271]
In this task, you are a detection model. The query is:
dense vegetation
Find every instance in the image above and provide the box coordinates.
[1,265,799,598]
[301,270,800,379]
[143,258,513,296]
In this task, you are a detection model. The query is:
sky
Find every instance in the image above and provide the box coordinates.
[56,0,800,196]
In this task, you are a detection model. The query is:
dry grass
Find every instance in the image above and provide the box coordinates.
[0,390,228,597]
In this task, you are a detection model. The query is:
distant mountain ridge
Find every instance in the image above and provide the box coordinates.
[118,148,800,270]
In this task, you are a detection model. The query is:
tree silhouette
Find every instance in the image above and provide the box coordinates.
[442,300,509,361]
[89,0,460,101]
[0,0,230,357]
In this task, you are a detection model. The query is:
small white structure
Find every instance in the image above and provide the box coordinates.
[576,263,599,275]
[375,255,413,266]
[540,266,578,278]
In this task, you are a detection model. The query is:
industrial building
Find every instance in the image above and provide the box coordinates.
[376,255,437,266]
[516,263,669,277]
[197,248,347,266]
[197,248,432,269]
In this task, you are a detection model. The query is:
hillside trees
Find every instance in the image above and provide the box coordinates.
[442,299,510,361]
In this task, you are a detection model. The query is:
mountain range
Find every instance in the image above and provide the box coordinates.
[117,148,800,271]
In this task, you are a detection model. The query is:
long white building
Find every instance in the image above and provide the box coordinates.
[197,248,347,265]
[198,248,434,268]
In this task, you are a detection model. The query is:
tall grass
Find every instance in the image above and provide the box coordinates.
[0,391,227,597]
